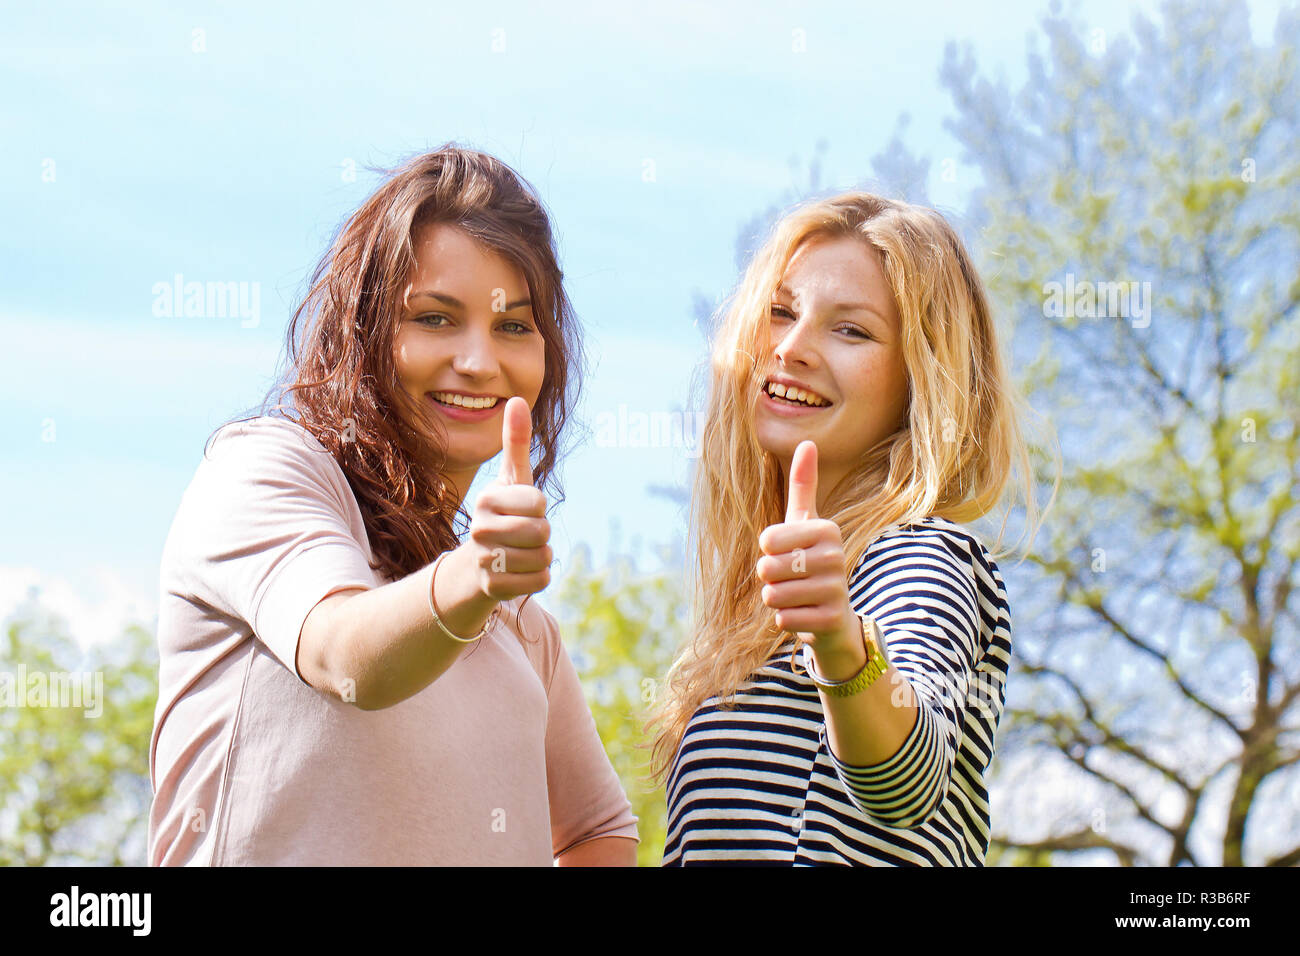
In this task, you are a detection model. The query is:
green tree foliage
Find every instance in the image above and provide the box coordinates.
[0,592,157,865]
[551,546,688,866]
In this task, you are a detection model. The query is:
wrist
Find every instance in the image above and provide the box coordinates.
[808,606,863,663]
[810,611,869,682]
[431,547,500,637]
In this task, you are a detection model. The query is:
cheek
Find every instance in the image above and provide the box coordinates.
[392,331,437,390]
[865,350,907,403]
[839,357,879,409]
[839,353,904,426]
[521,337,548,400]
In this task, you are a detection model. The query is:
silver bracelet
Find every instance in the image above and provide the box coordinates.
[428,551,499,644]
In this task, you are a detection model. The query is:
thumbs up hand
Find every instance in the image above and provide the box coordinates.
[465,396,553,601]
[756,440,860,656]
[496,394,534,487]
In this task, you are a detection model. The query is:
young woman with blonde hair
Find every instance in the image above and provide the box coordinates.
[148,145,637,866]
[653,192,1056,866]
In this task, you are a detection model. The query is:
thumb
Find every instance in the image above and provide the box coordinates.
[498,396,534,486]
[785,440,818,522]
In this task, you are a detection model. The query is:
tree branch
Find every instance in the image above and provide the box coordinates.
[1263,844,1300,867]
[1063,563,1241,735]
[1019,661,1193,789]
[991,829,1142,865]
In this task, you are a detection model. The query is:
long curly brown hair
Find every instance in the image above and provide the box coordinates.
[208,143,584,584]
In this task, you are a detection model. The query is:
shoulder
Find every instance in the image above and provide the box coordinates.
[867,514,982,560]
[860,517,997,578]
[170,416,359,544]
[206,414,330,462]
[857,515,964,572]
[851,515,1009,615]
[199,415,346,486]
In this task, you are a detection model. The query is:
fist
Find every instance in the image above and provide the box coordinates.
[755,440,858,649]
[466,396,553,601]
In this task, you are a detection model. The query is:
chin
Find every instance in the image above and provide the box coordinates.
[753,426,800,460]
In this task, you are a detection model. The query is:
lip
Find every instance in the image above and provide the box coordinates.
[426,391,503,422]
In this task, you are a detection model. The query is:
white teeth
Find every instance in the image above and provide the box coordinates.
[431,392,499,409]
[766,381,827,407]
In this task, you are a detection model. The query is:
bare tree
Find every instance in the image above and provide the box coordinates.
[927,0,1300,866]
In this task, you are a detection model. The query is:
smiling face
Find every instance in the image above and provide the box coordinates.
[392,220,546,503]
[754,234,910,509]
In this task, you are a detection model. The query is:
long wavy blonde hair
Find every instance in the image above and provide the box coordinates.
[647,191,1059,784]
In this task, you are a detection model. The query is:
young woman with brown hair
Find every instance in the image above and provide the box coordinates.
[148,145,637,866]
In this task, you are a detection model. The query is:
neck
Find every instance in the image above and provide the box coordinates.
[441,466,480,511]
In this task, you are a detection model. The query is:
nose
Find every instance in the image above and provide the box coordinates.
[451,321,501,380]
[773,313,820,370]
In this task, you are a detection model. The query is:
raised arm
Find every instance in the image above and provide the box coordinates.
[757,441,981,829]
[297,543,500,709]
[300,397,553,710]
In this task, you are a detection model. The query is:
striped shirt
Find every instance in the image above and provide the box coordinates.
[662,515,1011,866]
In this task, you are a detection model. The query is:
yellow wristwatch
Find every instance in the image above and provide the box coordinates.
[807,615,889,698]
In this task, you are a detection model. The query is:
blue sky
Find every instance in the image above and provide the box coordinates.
[0,0,1286,645]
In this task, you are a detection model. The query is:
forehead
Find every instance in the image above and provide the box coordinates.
[776,235,898,327]
[408,221,526,284]
[782,235,879,284]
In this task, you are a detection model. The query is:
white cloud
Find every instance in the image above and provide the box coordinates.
[0,564,158,653]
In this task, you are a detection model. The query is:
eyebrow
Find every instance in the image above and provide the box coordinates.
[774,284,890,326]
[409,290,532,311]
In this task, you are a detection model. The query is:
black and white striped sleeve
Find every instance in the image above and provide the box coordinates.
[824,530,982,829]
